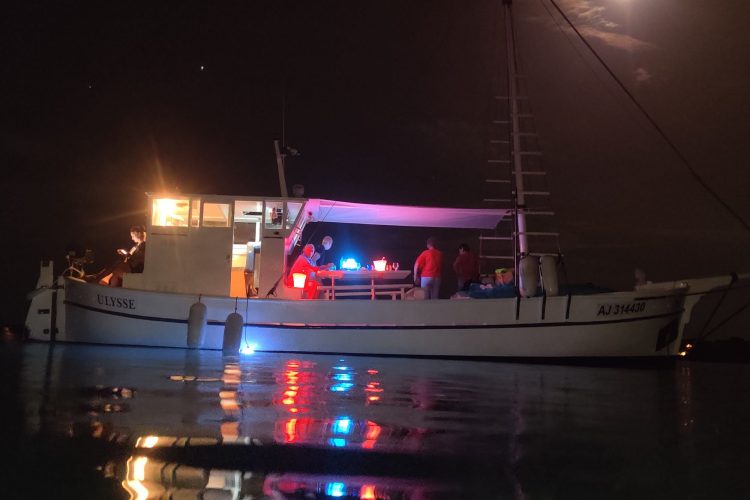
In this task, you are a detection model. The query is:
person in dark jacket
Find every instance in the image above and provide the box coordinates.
[313,235,335,270]
[91,225,147,287]
[453,243,479,291]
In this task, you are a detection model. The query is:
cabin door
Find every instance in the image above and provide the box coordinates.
[231,200,263,297]
[193,201,234,296]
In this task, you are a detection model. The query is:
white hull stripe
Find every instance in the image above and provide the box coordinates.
[65,300,683,330]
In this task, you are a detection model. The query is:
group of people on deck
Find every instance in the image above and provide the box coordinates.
[287,234,515,300]
[412,237,515,299]
[286,236,335,298]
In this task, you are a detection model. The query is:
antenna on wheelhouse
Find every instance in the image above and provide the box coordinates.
[274,139,289,198]
[274,82,300,198]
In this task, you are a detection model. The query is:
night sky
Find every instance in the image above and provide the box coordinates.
[3,0,749,327]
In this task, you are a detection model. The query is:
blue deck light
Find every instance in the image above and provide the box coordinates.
[326,482,346,496]
[340,257,360,270]
[239,343,257,355]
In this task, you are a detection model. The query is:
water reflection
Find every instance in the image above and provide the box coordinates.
[121,453,242,499]
[12,343,750,498]
[116,433,456,499]
[271,360,390,451]
[118,454,450,499]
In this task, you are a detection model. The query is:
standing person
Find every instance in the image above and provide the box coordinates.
[413,237,443,299]
[453,243,479,291]
[313,235,335,270]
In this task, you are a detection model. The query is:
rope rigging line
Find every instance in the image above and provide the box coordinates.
[697,297,750,342]
[536,0,647,131]
[695,273,737,340]
[242,296,250,350]
[546,0,750,234]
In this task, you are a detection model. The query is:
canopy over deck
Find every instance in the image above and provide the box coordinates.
[305,199,508,229]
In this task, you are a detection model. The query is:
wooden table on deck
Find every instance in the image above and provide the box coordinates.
[317,269,413,300]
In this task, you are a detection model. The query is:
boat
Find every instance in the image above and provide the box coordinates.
[24,189,743,359]
[24,1,747,360]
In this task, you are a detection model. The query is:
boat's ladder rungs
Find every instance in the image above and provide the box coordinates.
[478,16,561,277]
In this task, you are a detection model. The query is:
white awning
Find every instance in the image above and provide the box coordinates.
[304,199,508,229]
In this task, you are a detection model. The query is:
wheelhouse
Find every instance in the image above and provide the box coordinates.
[127,193,309,298]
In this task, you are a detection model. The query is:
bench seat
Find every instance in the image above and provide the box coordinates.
[318,283,413,300]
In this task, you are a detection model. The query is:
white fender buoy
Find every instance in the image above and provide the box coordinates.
[223,312,243,355]
[187,299,207,348]
[519,255,540,298]
[540,255,559,297]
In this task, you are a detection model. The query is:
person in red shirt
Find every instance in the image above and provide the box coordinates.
[453,243,479,291]
[287,244,320,298]
[413,237,443,299]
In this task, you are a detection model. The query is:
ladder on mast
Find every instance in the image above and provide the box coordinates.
[478,0,560,279]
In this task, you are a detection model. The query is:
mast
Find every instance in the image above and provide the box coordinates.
[477,1,563,291]
[503,0,528,256]
[479,0,559,279]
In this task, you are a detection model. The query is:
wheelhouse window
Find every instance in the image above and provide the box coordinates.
[234,200,262,244]
[232,200,263,270]
[190,199,201,227]
[202,203,231,227]
[265,201,284,230]
[152,198,190,227]
[286,202,303,229]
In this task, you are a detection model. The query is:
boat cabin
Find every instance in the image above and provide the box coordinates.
[124,193,507,300]
[123,193,306,298]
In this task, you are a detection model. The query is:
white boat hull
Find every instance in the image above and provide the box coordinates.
[27,278,688,359]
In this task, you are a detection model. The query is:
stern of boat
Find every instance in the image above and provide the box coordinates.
[25,260,66,342]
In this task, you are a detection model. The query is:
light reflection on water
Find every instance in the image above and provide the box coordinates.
[9,343,750,498]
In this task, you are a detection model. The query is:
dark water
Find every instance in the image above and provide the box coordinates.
[2,342,749,499]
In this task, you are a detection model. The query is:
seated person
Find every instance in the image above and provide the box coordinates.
[466,267,516,299]
[286,243,320,298]
[494,267,514,286]
[313,235,336,270]
[90,225,147,287]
